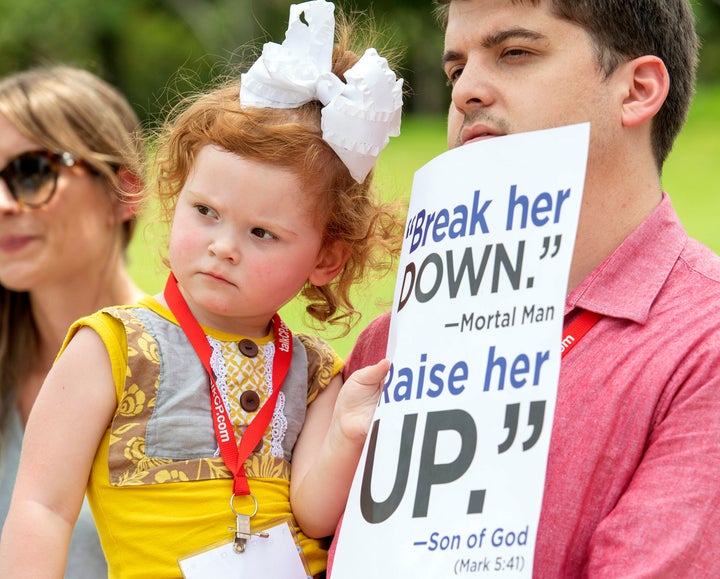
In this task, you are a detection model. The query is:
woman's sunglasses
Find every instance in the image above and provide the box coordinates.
[0,150,88,208]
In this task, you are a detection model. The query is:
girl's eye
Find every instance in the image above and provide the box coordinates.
[195,204,215,217]
[251,227,275,240]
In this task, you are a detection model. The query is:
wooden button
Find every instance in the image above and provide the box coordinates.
[238,339,259,357]
[240,390,260,412]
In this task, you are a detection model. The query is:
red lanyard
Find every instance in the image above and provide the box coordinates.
[561,309,602,358]
[164,273,293,495]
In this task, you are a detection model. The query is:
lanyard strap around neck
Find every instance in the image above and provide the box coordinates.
[163,273,292,495]
[561,309,602,358]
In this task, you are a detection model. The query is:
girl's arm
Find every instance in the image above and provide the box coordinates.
[290,359,389,538]
[0,327,117,577]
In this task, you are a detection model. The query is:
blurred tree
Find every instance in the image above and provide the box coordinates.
[696,0,720,84]
[0,0,717,126]
[0,0,209,125]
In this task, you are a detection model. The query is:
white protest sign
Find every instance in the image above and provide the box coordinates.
[333,123,590,578]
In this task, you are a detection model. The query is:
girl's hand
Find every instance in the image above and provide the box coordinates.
[334,359,390,444]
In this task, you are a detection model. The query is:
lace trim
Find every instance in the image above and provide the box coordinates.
[208,336,288,460]
[262,341,288,459]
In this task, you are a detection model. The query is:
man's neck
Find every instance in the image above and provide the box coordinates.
[567,170,664,293]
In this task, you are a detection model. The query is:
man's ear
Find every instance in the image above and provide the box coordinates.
[113,166,144,222]
[620,55,669,128]
[308,241,351,287]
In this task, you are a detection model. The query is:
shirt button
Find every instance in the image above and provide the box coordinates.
[238,339,259,357]
[240,390,260,412]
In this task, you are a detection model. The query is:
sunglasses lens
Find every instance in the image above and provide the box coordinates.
[7,153,57,207]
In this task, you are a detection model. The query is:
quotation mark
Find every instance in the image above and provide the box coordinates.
[539,235,562,259]
[498,401,547,453]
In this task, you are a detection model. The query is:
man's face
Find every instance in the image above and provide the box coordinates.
[443,0,617,151]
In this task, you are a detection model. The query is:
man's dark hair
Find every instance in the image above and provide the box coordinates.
[435,0,699,168]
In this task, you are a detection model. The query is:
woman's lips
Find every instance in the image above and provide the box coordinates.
[0,234,37,252]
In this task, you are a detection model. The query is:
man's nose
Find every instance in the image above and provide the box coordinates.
[451,59,495,114]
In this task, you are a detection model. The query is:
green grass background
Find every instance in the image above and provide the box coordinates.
[128,84,720,358]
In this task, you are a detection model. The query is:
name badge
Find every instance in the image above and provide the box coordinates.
[179,520,311,578]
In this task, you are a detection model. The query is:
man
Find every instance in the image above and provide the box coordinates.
[330,0,720,576]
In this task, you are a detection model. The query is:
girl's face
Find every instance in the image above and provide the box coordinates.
[168,145,346,337]
[0,113,124,293]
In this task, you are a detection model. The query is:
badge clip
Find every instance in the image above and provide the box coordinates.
[229,493,267,553]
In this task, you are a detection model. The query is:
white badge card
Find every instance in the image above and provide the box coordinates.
[179,520,311,579]
[333,124,590,578]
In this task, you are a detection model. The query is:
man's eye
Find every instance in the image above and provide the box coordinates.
[446,66,464,86]
[502,47,532,59]
[251,227,275,240]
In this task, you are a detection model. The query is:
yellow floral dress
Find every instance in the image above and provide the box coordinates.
[61,296,341,579]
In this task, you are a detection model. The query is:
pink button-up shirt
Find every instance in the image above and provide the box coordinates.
[329,193,720,577]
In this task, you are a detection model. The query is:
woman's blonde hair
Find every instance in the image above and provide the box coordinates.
[0,65,145,417]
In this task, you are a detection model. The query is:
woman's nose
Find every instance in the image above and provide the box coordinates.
[0,179,22,214]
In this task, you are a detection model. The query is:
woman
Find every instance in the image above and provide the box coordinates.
[0,65,146,577]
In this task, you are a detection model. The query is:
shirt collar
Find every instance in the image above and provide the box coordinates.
[566,192,687,324]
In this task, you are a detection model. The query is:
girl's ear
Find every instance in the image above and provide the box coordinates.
[308,241,351,286]
[112,167,144,222]
[619,55,669,128]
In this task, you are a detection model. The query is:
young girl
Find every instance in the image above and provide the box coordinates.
[0,2,402,577]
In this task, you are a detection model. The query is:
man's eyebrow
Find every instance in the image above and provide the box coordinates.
[441,50,463,68]
[442,27,547,67]
[483,27,546,48]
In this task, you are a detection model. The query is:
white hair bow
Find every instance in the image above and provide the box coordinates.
[240,0,403,183]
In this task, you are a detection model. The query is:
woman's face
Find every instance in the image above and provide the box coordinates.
[0,112,124,293]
